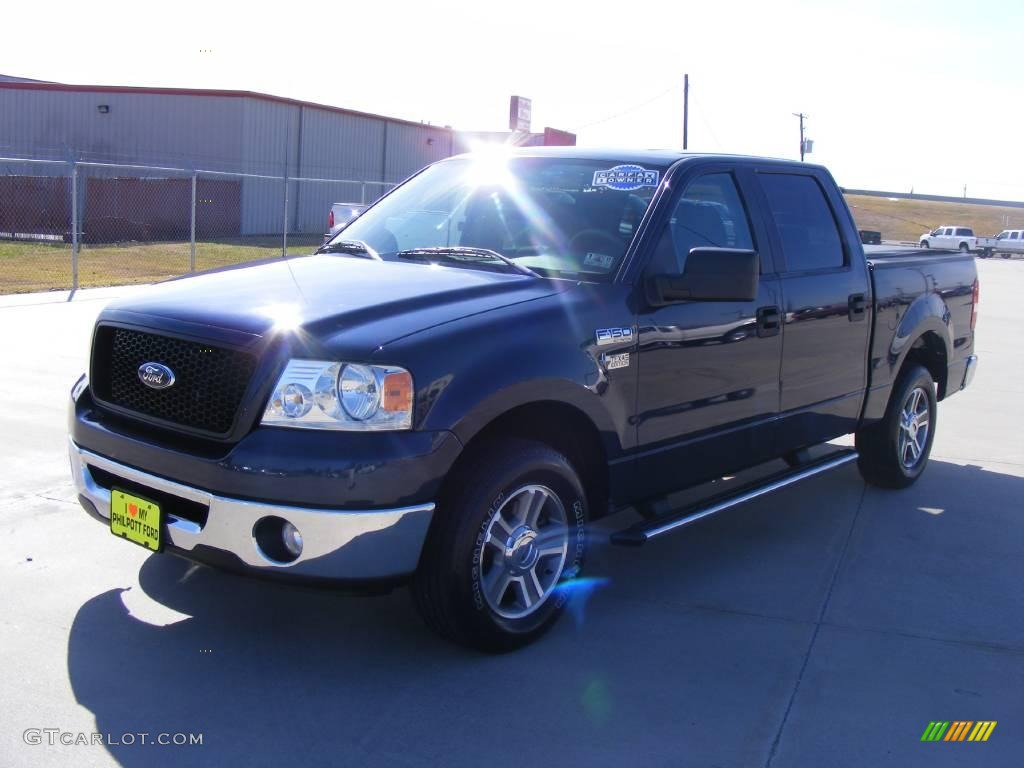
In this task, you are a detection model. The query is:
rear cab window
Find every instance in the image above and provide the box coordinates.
[758,173,845,272]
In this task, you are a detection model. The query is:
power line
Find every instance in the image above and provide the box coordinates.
[688,91,723,150]
[571,83,680,132]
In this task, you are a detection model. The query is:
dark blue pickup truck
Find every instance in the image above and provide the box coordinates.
[69,148,979,651]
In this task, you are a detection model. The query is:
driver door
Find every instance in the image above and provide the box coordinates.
[633,169,783,498]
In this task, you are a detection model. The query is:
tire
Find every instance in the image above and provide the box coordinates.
[920,241,929,249]
[855,364,937,489]
[959,243,970,253]
[412,438,588,652]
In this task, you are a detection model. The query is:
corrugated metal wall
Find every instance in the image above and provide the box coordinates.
[0,88,244,170]
[0,86,458,235]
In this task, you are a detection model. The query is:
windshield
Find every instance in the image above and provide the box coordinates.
[330,156,665,280]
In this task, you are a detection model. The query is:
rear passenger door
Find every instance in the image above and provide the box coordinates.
[753,169,872,452]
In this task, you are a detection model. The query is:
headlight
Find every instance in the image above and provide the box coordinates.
[262,360,413,431]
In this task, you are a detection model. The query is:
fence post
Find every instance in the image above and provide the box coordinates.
[360,182,367,205]
[71,161,79,291]
[282,175,289,258]
[190,172,197,272]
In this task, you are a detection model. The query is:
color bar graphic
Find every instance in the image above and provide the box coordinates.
[921,720,996,742]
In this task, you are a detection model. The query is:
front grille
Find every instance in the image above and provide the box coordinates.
[92,326,257,435]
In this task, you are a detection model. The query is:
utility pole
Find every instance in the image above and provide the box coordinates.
[793,112,807,161]
[683,74,689,151]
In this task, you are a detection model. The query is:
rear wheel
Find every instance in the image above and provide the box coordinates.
[412,438,588,652]
[959,243,970,253]
[855,365,937,488]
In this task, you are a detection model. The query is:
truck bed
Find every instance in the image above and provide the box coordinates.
[863,244,975,268]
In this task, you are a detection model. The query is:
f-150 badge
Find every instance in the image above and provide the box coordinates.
[596,327,634,346]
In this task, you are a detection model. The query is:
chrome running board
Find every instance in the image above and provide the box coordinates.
[610,449,859,546]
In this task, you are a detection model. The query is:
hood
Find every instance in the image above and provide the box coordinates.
[100,255,566,349]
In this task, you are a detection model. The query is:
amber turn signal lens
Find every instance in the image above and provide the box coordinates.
[381,371,413,413]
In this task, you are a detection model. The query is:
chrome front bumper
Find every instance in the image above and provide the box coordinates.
[69,440,435,580]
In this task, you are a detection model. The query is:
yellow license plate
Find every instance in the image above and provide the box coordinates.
[110,490,162,551]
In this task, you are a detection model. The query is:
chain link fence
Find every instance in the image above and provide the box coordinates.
[0,157,395,294]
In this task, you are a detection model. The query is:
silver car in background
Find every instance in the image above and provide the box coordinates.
[324,202,368,242]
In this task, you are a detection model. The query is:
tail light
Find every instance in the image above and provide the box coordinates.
[328,209,335,230]
[971,279,979,331]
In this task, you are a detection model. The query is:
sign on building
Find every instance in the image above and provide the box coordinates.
[509,96,532,133]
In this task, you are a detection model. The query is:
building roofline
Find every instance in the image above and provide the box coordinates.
[0,80,454,132]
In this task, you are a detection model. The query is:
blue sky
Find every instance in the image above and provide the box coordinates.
[4,0,1022,199]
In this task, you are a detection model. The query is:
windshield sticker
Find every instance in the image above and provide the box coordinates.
[584,252,615,269]
[592,165,660,191]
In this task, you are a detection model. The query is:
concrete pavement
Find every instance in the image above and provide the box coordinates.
[0,260,1021,767]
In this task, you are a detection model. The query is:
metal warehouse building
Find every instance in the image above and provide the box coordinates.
[0,79,463,236]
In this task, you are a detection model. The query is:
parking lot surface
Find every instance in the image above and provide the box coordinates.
[1,260,1021,767]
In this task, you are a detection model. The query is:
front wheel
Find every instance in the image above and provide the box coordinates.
[412,438,588,652]
[855,365,937,488]
[920,241,930,249]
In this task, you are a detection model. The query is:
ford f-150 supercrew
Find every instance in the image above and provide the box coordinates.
[69,148,979,651]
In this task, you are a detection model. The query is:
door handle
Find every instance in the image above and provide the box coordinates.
[756,305,781,337]
[848,293,867,321]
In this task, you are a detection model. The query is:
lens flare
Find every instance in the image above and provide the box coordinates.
[554,574,611,629]
[259,303,303,332]
[464,142,516,188]
[580,678,613,725]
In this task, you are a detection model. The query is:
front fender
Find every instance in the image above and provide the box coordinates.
[379,285,637,462]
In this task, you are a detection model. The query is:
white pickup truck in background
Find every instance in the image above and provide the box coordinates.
[919,226,989,253]
[919,226,1024,257]
[990,229,1024,258]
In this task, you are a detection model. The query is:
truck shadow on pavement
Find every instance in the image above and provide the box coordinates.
[65,459,1024,768]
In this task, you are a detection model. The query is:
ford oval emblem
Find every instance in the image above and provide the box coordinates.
[138,362,176,390]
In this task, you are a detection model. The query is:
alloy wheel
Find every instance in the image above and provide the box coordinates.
[898,386,931,469]
[480,484,569,619]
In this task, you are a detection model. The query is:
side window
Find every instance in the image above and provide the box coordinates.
[956,228,973,237]
[1011,232,1020,240]
[647,173,755,274]
[759,173,844,271]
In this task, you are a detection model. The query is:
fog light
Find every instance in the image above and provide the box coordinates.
[253,516,303,564]
[282,521,303,558]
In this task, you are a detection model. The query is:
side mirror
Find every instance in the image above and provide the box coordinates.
[646,248,759,306]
